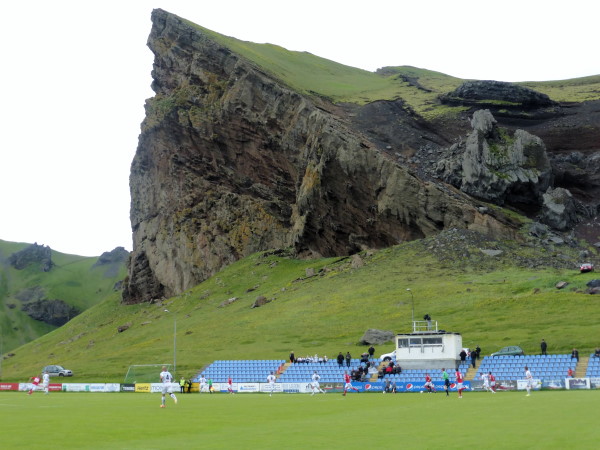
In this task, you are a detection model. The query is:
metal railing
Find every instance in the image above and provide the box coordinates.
[412,320,438,333]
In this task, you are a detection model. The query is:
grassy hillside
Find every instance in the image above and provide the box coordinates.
[185,18,600,117]
[0,240,127,353]
[2,230,598,382]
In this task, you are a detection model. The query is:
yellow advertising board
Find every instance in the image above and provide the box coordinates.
[135,383,152,393]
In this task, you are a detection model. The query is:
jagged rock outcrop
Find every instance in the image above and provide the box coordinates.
[93,247,129,267]
[21,299,79,326]
[539,187,578,231]
[551,151,600,208]
[360,329,395,345]
[92,246,129,278]
[441,80,557,109]
[123,10,520,304]
[8,243,53,272]
[436,109,553,207]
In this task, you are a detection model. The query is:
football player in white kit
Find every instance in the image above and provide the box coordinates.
[525,366,534,396]
[267,372,276,396]
[199,374,208,393]
[480,372,491,392]
[42,371,50,395]
[311,371,325,395]
[159,366,178,408]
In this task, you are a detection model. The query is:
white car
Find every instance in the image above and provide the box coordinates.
[379,350,396,362]
[43,365,73,377]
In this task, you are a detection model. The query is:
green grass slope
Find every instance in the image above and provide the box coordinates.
[0,239,127,353]
[2,231,598,382]
[185,18,600,117]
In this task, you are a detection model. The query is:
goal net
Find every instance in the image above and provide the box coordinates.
[124,364,172,383]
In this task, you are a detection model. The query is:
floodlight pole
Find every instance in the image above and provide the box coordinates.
[164,309,176,374]
[406,288,414,330]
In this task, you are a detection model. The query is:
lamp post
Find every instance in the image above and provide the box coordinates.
[406,288,414,329]
[164,309,176,374]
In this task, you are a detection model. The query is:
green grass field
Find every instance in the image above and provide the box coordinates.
[1,390,598,449]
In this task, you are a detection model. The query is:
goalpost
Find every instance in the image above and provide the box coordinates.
[124,364,172,383]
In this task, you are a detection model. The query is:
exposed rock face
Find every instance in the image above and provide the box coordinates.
[436,109,553,207]
[8,243,53,272]
[360,329,395,345]
[551,152,600,209]
[539,187,578,231]
[93,246,129,278]
[21,299,79,326]
[441,80,556,109]
[93,247,129,267]
[251,295,271,308]
[123,10,520,303]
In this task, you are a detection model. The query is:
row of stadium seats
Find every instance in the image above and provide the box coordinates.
[195,359,285,382]
[491,354,576,360]
[585,354,600,377]
[478,354,576,381]
[490,363,572,368]
[205,360,284,364]
[195,354,596,383]
[278,359,379,383]
[209,360,286,366]
[199,358,384,383]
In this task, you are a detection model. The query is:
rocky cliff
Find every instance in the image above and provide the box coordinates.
[436,109,553,207]
[123,9,522,303]
[8,243,53,272]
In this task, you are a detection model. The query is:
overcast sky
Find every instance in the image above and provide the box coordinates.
[1,0,598,256]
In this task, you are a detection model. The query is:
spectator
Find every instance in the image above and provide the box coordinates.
[567,368,574,378]
[385,365,393,377]
[186,378,192,393]
[379,365,387,378]
[289,351,295,363]
[540,339,547,355]
[337,352,344,368]
[345,352,352,368]
[459,349,467,362]
[475,345,481,359]
[368,345,375,360]
[594,348,600,358]
[470,350,477,369]
[571,348,579,362]
[383,379,391,393]
[423,314,432,330]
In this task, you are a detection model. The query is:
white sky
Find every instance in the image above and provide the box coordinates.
[1,0,598,256]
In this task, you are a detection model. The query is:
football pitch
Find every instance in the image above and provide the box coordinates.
[1,390,597,449]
